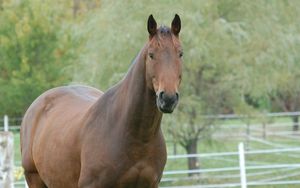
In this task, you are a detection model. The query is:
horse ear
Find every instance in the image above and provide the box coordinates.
[171,14,181,36]
[147,14,157,37]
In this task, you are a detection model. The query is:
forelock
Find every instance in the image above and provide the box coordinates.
[149,26,180,49]
[158,26,171,37]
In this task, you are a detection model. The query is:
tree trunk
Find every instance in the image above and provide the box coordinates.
[184,139,199,176]
[292,116,299,131]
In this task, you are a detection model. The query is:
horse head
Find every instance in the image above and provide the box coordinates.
[145,14,183,113]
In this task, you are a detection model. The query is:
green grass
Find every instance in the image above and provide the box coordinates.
[161,117,300,187]
[162,138,300,187]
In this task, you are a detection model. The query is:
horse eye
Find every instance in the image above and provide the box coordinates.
[149,53,154,59]
[179,52,183,58]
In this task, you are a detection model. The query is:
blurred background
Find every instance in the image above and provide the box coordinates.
[1,0,300,187]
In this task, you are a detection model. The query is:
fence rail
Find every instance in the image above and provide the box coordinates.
[161,181,300,188]
[13,146,300,187]
[3,113,300,187]
[162,145,300,187]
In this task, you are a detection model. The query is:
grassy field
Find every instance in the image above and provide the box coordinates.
[11,116,300,187]
[161,117,300,187]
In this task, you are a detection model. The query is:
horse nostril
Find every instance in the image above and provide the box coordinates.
[159,91,164,100]
[159,92,178,104]
[157,91,179,113]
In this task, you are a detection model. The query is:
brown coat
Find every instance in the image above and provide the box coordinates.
[21,14,182,188]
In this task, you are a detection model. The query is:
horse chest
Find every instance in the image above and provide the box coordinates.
[79,162,160,188]
[79,143,165,188]
[117,163,159,188]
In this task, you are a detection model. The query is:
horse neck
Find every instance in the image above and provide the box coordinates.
[116,46,163,141]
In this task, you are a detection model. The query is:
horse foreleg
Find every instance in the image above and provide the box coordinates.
[25,172,47,188]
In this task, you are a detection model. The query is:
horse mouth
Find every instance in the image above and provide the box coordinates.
[158,105,175,113]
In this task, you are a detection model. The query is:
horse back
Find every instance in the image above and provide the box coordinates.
[21,85,103,186]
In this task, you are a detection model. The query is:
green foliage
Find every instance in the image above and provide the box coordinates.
[0,0,79,116]
[1,0,300,151]
[71,0,188,89]
[160,0,300,151]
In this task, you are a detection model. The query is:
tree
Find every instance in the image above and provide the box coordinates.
[72,0,300,173]
[2,0,299,173]
[234,1,300,131]
[163,1,252,173]
[0,0,79,116]
[165,0,300,171]
[70,0,249,172]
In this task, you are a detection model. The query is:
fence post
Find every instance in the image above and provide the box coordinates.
[245,123,250,150]
[262,122,266,139]
[173,142,177,155]
[239,142,247,188]
[0,132,14,188]
[4,115,9,132]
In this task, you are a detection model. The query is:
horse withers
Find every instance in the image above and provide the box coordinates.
[21,14,183,188]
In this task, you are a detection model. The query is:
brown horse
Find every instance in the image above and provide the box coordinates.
[21,14,183,188]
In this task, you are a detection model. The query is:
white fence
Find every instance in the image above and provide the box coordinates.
[2,111,300,131]
[0,116,22,132]
[13,144,300,187]
[161,144,300,187]
[0,131,14,188]
[2,112,300,187]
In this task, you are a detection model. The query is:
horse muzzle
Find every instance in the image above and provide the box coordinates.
[156,91,179,113]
